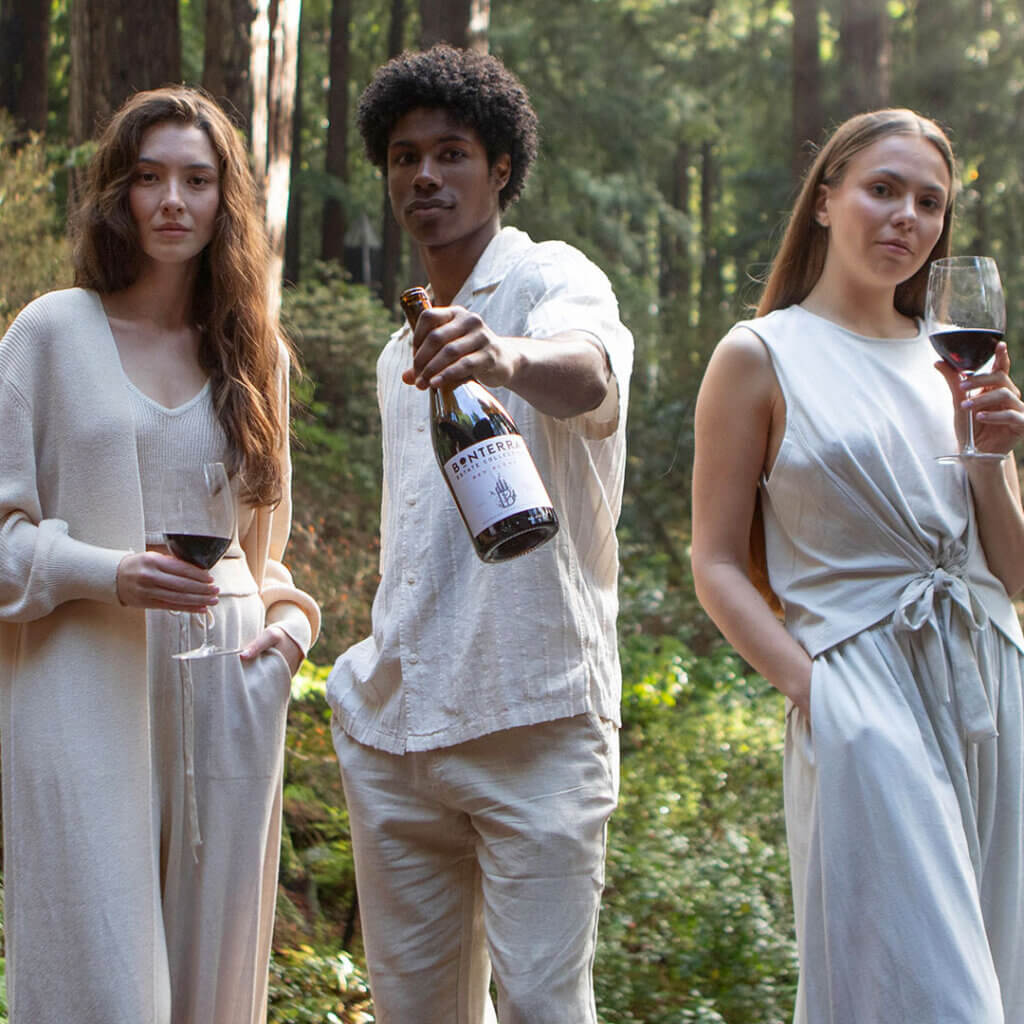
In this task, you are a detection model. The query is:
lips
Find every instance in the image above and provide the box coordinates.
[406,198,451,215]
[879,238,912,254]
[156,223,189,234]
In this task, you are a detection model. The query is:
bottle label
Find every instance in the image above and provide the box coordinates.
[443,434,554,535]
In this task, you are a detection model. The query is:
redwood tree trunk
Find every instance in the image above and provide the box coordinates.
[379,0,407,309]
[419,0,489,52]
[252,0,301,319]
[203,0,258,133]
[0,0,50,134]
[69,0,180,146]
[321,0,352,265]
[839,0,890,116]
[791,0,823,182]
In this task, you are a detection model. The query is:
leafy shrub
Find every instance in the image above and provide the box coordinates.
[282,265,394,662]
[268,944,373,1024]
[596,637,797,1024]
[0,113,70,330]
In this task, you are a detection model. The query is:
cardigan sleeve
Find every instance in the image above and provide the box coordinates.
[243,352,321,656]
[0,378,128,623]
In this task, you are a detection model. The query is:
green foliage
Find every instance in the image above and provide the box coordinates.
[268,945,373,1024]
[0,112,70,330]
[282,265,394,661]
[277,664,359,952]
[598,638,795,1024]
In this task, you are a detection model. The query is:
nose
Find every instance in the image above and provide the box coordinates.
[412,156,441,189]
[161,179,185,213]
[892,193,917,226]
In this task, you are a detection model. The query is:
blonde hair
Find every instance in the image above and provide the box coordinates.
[72,85,291,507]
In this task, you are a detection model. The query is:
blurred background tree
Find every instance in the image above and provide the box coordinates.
[2,0,1023,1019]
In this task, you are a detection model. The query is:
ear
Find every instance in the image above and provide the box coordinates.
[814,183,830,228]
[491,153,511,192]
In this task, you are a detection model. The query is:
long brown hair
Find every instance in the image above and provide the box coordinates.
[72,85,289,508]
[751,109,958,610]
[758,108,958,319]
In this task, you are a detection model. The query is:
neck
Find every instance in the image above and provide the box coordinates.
[802,262,917,339]
[421,217,501,306]
[109,258,199,330]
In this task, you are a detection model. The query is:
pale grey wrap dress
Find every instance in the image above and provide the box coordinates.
[743,305,1024,1024]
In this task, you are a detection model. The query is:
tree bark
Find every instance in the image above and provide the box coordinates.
[419,0,489,52]
[791,0,823,183]
[699,140,722,341]
[69,0,180,147]
[839,0,890,116]
[659,141,691,313]
[379,0,407,308]
[252,0,301,319]
[0,0,50,134]
[321,0,352,264]
[284,20,304,286]
[203,0,258,133]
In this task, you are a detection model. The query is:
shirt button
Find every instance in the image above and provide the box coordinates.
[407,575,416,585]
[408,654,419,665]
[407,497,416,507]
[416,423,426,432]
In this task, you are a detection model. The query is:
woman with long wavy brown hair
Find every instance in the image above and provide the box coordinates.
[692,109,1024,1022]
[0,85,319,1023]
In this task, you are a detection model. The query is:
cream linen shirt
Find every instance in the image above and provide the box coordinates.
[327,227,633,753]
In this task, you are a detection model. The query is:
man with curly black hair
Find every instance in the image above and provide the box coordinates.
[327,45,633,1024]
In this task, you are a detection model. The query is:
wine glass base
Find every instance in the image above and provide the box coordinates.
[936,451,1009,464]
[173,644,244,660]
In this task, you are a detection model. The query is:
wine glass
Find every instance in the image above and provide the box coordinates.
[925,255,1008,462]
[161,461,240,659]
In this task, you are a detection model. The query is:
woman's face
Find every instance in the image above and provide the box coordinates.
[815,133,951,293]
[128,120,221,270]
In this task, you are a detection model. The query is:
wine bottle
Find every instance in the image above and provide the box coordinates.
[400,287,559,562]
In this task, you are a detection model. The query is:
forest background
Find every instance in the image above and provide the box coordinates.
[1,0,1022,1020]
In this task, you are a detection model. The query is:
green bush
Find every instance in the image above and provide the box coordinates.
[282,266,394,662]
[596,637,797,1024]
[0,113,70,330]
[268,945,373,1024]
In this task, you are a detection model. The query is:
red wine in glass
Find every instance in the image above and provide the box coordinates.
[166,533,232,571]
[928,328,1002,373]
[161,462,241,658]
[924,256,1007,462]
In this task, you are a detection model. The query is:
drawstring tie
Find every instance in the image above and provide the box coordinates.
[176,613,203,863]
[892,543,997,743]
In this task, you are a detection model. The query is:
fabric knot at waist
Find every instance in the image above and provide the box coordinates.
[892,541,997,743]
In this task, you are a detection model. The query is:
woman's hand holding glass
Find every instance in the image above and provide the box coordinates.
[116,549,219,611]
[934,340,1024,460]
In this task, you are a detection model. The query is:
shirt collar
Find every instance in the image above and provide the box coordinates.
[451,226,534,306]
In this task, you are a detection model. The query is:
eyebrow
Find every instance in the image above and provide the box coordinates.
[871,167,947,193]
[388,132,475,150]
[136,156,218,172]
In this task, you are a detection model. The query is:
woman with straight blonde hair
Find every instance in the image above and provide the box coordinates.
[0,85,319,1023]
[692,109,1024,1022]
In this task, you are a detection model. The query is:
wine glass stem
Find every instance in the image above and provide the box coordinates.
[198,609,212,650]
[966,373,977,454]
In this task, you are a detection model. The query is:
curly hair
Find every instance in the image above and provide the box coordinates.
[71,85,290,508]
[357,45,539,210]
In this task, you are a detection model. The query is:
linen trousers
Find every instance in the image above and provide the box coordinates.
[147,557,293,1024]
[333,712,619,1024]
[784,617,1024,1024]
[4,557,292,1024]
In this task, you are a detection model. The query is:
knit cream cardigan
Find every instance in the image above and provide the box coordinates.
[0,288,319,1014]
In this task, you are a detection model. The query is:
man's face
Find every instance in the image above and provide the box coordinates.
[386,107,510,254]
